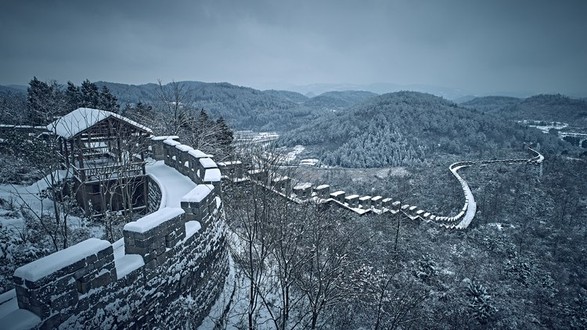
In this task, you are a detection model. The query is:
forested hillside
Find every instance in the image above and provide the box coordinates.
[303,90,378,110]
[463,94,587,125]
[99,82,380,130]
[280,92,569,167]
[262,89,308,104]
[460,96,521,113]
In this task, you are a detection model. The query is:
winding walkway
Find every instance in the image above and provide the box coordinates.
[233,148,544,230]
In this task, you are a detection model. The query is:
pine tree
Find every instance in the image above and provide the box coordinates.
[27,77,54,125]
[65,81,82,111]
[98,85,119,113]
[80,79,100,108]
[215,116,234,147]
[198,108,210,128]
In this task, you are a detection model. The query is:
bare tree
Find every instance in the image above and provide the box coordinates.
[156,79,190,135]
[6,130,81,251]
[292,204,357,329]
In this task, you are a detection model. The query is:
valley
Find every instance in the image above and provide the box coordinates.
[0,80,586,329]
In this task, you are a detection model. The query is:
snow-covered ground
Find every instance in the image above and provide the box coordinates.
[0,170,91,235]
[145,160,197,209]
[450,164,477,230]
[517,120,568,133]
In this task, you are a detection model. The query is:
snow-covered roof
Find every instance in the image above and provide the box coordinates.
[47,108,152,139]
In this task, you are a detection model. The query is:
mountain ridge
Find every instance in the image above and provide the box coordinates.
[279,91,568,167]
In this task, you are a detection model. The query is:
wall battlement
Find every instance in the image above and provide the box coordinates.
[218,147,544,229]
[1,136,228,329]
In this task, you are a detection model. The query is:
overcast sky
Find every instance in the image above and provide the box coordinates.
[1,0,586,96]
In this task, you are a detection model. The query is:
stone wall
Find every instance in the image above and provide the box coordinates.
[146,176,162,213]
[219,147,544,230]
[2,136,228,329]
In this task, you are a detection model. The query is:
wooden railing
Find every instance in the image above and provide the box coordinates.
[72,161,144,181]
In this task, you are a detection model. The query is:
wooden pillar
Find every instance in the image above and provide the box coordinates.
[76,136,85,181]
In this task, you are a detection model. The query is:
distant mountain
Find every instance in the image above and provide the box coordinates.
[0,85,26,96]
[280,91,566,168]
[4,80,585,134]
[463,94,587,126]
[461,96,521,113]
[303,90,378,110]
[94,81,160,104]
[96,81,325,131]
[284,82,474,100]
[453,95,478,104]
[262,90,308,104]
[96,81,385,131]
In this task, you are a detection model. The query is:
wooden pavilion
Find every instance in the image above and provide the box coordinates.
[47,108,153,215]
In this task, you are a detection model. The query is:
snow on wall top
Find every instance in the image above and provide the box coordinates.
[175,144,194,152]
[182,184,215,203]
[294,182,312,190]
[151,135,179,141]
[123,207,185,233]
[47,108,152,139]
[203,168,221,182]
[217,160,242,166]
[145,160,197,208]
[13,238,111,282]
[163,139,181,146]
[188,149,211,158]
[199,158,217,169]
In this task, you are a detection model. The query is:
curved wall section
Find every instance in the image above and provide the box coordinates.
[1,136,228,329]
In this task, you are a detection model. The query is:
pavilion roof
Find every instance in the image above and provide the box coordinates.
[47,107,152,139]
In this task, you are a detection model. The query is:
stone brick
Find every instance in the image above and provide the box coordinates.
[25,279,40,289]
[96,246,114,260]
[41,312,63,330]
[63,258,87,274]
[73,267,89,281]
[77,278,90,294]
[92,271,111,288]
[50,289,78,310]
[13,275,23,286]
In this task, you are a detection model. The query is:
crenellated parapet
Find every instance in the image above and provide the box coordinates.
[12,239,115,323]
[220,147,544,230]
[1,136,228,329]
[152,136,222,189]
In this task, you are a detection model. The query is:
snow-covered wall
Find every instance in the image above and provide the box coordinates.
[157,136,221,188]
[2,137,228,329]
[222,148,544,230]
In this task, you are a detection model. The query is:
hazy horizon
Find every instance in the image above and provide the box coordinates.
[1,0,586,97]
